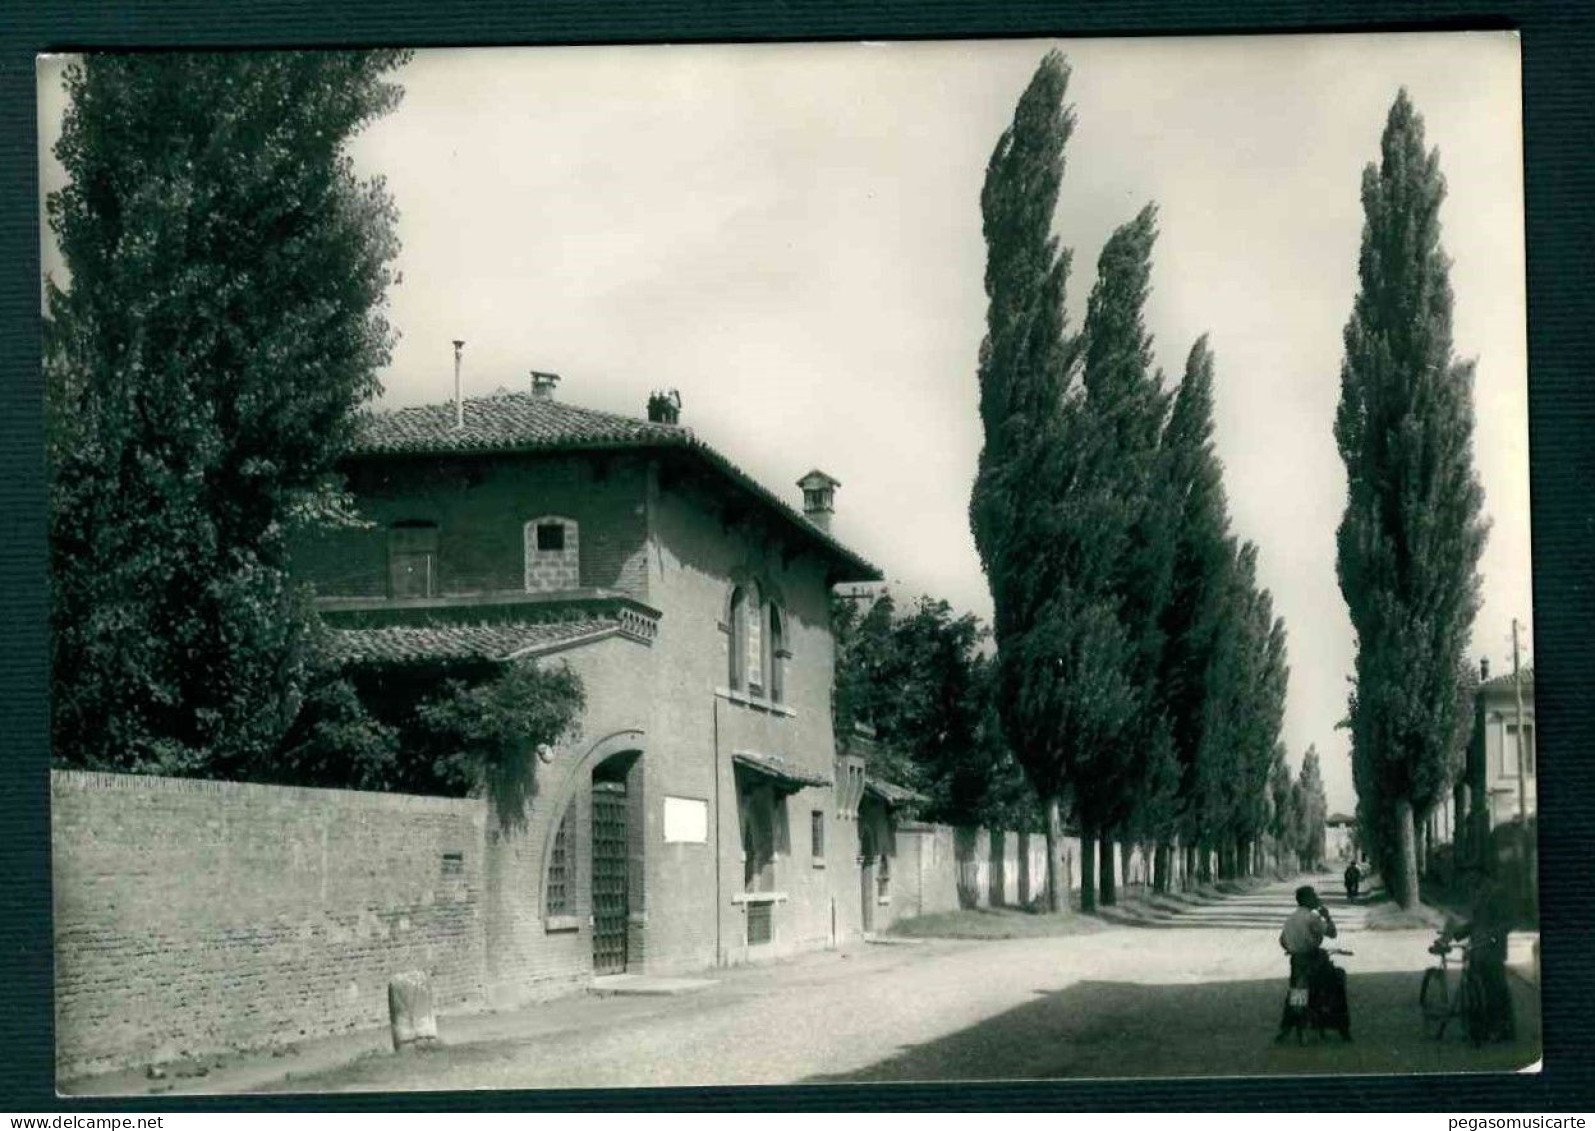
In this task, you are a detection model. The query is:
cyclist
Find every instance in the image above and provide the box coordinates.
[1437,870,1516,1042]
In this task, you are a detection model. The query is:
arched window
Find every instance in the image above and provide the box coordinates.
[728,586,747,690]
[525,516,580,592]
[545,802,575,917]
[744,582,763,691]
[768,604,787,704]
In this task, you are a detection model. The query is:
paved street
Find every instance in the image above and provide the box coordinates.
[99,879,1539,1095]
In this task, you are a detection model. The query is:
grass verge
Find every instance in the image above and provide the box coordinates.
[887,902,1109,940]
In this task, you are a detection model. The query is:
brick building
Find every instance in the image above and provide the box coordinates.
[292,375,905,1004]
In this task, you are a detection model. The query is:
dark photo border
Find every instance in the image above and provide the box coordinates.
[3,0,1591,1113]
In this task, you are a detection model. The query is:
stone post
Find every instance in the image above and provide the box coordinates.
[388,970,440,1052]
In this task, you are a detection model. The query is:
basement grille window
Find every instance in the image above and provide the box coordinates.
[747,901,773,946]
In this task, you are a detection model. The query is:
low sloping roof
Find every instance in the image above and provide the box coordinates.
[326,619,617,665]
[356,393,685,454]
[864,774,927,808]
[1481,666,1534,695]
[350,391,880,583]
[731,749,831,792]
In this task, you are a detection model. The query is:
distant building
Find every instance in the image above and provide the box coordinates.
[1468,660,1536,830]
[291,374,928,1003]
[1324,813,1357,862]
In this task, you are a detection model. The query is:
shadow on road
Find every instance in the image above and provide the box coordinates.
[804,969,1540,1083]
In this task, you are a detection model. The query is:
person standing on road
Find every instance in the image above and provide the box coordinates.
[1438,871,1516,1042]
[1277,885,1351,1041]
[1344,859,1361,901]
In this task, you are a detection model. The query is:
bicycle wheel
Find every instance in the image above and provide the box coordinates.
[1419,967,1451,1040]
[1461,968,1489,1048]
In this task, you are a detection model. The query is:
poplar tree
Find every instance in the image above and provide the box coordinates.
[1294,746,1329,869]
[1075,204,1173,906]
[1267,745,1295,873]
[971,50,1126,914]
[1334,90,1488,907]
[1157,336,1237,887]
[46,52,410,777]
[1232,583,1289,875]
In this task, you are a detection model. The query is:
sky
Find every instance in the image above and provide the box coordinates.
[37,33,1532,811]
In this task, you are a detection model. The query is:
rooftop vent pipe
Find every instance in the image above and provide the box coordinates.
[452,340,466,428]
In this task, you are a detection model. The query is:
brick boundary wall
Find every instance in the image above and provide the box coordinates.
[51,771,489,1081]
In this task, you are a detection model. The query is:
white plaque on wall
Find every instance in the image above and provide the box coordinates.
[663,796,709,844]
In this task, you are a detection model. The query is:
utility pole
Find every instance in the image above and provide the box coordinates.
[452,339,466,429]
[1511,619,1530,901]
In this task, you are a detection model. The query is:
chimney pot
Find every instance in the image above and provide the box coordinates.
[647,389,682,425]
[797,469,841,534]
[1481,657,1491,682]
[530,371,560,401]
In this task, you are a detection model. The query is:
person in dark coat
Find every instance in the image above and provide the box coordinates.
[1439,872,1517,1042]
[1343,860,1361,901]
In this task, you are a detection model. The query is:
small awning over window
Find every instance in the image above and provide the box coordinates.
[731,750,831,794]
[864,775,927,809]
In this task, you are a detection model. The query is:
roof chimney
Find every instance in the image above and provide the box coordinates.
[647,389,682,425]
[1481,656,1491,682]
[452,340,466,428]
[797,469,841,534]
[530,371,561,401]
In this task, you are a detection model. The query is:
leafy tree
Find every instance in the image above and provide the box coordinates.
[830,592,1036,831]
[279,656,584,819]
[831,589,897,745]
[274,667,401,790]
[970,51,1117,913]
[1334,90,1489,907]
[412,662,585,828]
[46,51,410,778]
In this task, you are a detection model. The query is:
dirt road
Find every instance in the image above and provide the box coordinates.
[127,878,1541,1094]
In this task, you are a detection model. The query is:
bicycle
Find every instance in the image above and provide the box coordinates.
[1279,946,1354,1044]
[1420,937,1487,1045]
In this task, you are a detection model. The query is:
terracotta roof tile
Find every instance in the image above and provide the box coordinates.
[327,619,616,665]
[731,749,832,791]
[865,774,927,807]
[1481,665,1533,694]
[354,392,689,455]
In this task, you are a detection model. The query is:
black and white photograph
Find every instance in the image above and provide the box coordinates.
[37,33,1539,1095]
